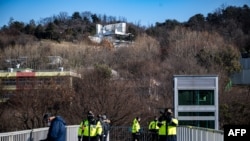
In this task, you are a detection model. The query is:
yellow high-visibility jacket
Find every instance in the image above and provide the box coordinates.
[148,120,159,130]
[132,118,141,133]
[78,120,85,136]
[83,120,103,137]
[167,118,178,135]
[96,120,103,135]
[158,120,167,135]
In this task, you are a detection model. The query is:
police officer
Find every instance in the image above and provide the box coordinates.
[131,117,141,141]
[78,119,85,141]
[158,111,167,141]
[166,109,178,141]
[82,111,103,141]
[148,116,159,141]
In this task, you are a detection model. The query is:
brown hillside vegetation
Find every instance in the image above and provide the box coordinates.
[0,28,249,132]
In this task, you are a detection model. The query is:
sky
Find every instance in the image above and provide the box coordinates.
[0,0,249,28]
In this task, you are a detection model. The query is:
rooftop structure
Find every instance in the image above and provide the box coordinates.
[0,67,81,102]
[88,22,133,47]
[3,56,63,70]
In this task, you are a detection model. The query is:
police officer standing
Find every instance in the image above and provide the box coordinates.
[82,111,103,141]
[78,119,85,141]
[158,108,179,141]
[148,116,159,141]
[166,109,178,141]
[131,117,141,141]
[158,110,167,141]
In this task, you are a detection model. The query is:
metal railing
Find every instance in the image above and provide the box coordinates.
[0,125,224,141]
[177,126,224,141]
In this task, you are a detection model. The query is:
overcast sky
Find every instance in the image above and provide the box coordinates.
[0,0,249,28]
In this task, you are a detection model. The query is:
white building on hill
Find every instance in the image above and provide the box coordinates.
[88,22,133,47]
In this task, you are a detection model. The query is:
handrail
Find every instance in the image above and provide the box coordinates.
[0,125,224,141]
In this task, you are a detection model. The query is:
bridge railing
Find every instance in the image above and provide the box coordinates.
[177,126,224,141]
[0,125,223,141]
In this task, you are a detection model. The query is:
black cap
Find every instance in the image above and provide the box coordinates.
[87,111,94,117]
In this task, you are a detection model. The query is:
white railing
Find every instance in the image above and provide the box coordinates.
[177,126,224,141]
[0,125,223,141]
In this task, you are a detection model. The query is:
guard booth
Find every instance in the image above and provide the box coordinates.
[173,75,219,130]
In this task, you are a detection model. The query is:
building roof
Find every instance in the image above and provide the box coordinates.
[0,70,81,78]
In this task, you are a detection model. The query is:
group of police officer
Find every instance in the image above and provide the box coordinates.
[131,108,178,141]
[148,108,178,141]
[77,108,178,141]
[77,111,111,141]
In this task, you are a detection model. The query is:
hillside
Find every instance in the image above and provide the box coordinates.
[0,5,250,132]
